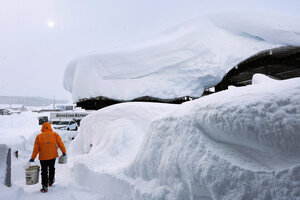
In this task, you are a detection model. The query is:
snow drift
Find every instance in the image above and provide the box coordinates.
[63,12,300,102]
[127,76,300,199]
[0,112,41,157]
[68,76,300,199]
[68,102,176,172]
[67,102,177,199]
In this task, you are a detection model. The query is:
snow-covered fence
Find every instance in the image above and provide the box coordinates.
[0,144,11,187]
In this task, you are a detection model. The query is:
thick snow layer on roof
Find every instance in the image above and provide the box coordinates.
[67,77,300,199]
[63,12,300,102]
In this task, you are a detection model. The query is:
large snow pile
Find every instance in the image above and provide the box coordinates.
[128,76,300,199]
[0,111,40,152]
[68,102,176,172]
[63,12,300,102]
[67,76,300,199]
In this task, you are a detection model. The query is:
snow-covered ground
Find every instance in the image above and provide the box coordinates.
[127,76,300,199]
[0,111,87,200]
[2,75,298,199]
[2,9,300,198]
[64,12,300,102]
[63,75,300,200]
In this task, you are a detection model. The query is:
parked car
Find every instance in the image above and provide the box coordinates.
[53,120,78,131]
[38,116,48,125]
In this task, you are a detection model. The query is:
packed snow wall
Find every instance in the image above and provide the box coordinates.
[63,12,300,105]
[68,102,177,171]
[127,77,300,200]
[67,102,178,199]
[68,76,300,199]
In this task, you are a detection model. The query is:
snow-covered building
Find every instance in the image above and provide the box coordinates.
[63,13,300,109]
[0,109,11,115]
[213,46,300,92]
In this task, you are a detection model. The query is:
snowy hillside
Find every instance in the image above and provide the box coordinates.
[63,12,300,102]
[63,76,300,200]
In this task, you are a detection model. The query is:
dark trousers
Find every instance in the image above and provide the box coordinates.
[40,158,56,187]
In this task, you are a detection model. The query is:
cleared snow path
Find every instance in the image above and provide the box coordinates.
[0,112,99,200]
[3,157,99,200]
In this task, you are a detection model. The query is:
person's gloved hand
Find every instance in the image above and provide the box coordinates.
[29,158,34,162]
[63,153,67,156]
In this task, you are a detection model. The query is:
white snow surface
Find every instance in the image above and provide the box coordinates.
[64,77,300,200]
[0,111,88,200]
[68,102,176,172]
[1,77,300,199]
[0,112,40,152]
[252,73,280,85]
[126,77,300,200]
[63,12,300,102]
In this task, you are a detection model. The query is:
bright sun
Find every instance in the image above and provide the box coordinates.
[47,21,55,28]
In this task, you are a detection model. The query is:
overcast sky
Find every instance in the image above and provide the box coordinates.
[0,0,299,101]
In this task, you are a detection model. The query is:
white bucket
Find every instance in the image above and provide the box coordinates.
[25,165,40,185]
[58,155,67,164]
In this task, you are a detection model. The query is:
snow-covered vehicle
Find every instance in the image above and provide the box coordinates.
[53,120,78,131]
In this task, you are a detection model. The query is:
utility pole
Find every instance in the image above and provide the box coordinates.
[53,96,56,109]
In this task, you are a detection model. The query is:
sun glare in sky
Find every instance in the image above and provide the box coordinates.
[47,21,55,28]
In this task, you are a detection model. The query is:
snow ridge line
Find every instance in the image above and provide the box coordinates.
[126,78,300,199]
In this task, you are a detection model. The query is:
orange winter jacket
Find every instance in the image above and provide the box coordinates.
[31,122,66,161]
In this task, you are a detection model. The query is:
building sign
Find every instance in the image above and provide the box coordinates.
[50,112,89,119]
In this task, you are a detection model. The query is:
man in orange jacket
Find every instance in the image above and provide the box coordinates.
[30,122,66,193]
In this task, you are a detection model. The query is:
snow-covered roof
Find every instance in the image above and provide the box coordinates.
[63,12,300,102]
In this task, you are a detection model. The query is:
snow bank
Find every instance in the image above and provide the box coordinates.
[63,12,300,102]
[0,111,40,147]
[69,77,300,199]
[252,73,279,85]
[0,111,42,161]
[66,102,177,199]
[127,77,300,199]
[68,102,177,172]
